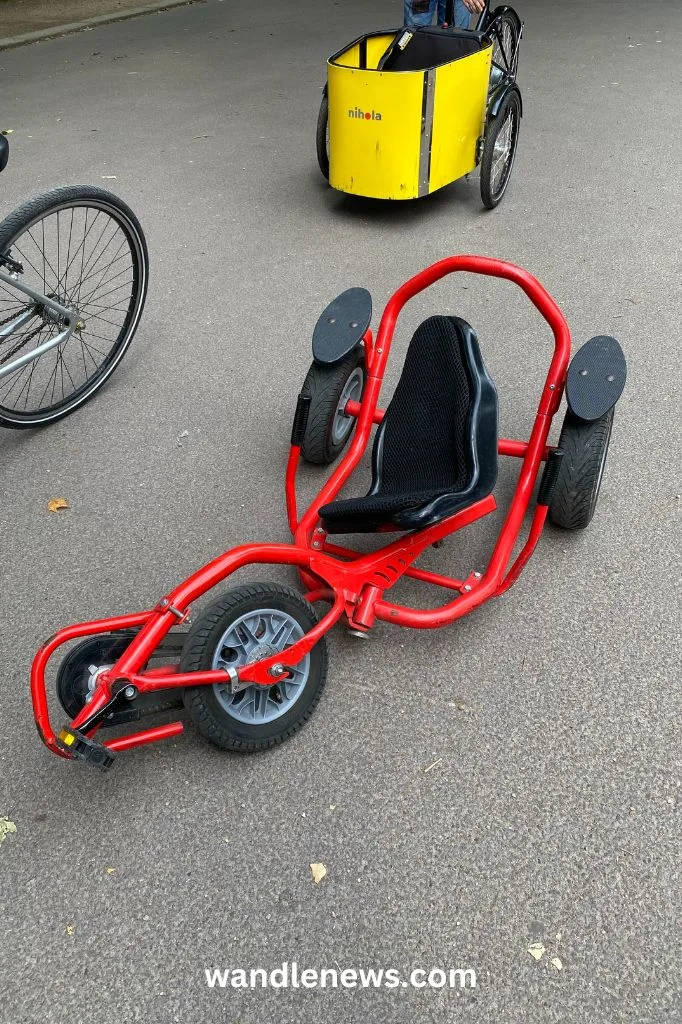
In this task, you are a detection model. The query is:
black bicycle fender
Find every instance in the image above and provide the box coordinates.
[488,82,522,120]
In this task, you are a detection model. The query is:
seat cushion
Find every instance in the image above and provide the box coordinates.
[318,486,477,533]
[319,315,498,534]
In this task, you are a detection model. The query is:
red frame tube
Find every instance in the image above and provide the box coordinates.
[343,411,553,463]
[31,256,571,759]
[105,723,184,753]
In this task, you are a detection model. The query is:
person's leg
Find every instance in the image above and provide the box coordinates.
[453,0,471,28]
[404,0,439,28]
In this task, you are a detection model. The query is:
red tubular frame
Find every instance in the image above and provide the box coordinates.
[31,256,571,760]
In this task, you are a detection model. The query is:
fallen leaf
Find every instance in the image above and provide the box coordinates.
[0,818,17,844]
[423,757,443,774]
[101,175,117,179]
[527,942,545,961]
[47,498,69,513]
[329,804,336,811]
[105,867,116,874]
[65,925,75,936]
[310,862,327,884]
[551,957,563,971]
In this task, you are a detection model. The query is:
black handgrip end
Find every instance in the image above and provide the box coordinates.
[291,393,312,447]
[537,449,565,506]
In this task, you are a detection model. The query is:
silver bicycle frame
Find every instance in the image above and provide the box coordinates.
[0,268,75,380]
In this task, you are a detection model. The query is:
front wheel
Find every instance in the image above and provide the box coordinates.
[0,186,148,428]
[480,89,521,209]
[549,408,614,530]
[181,584,328,752]
[300,349,365,465]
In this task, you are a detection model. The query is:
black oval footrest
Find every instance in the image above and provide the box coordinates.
[312,288,372,365]
[566,335,626,421]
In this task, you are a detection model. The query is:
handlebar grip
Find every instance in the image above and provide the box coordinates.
[291,392,312,447]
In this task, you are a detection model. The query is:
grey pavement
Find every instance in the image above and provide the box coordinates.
[0,1,680,1022]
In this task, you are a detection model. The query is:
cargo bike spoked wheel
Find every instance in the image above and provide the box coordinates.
[480,90,521,209]
[488,9,521,80]
[181,584,328,751]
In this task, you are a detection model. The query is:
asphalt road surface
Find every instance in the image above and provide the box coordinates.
[0,2,680,1022]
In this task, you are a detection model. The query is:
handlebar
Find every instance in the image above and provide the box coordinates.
[372,255,572,393]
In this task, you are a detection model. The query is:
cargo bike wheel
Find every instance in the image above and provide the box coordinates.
[487,7,522,80]
[480,89,521,209]
[316,85,330,181]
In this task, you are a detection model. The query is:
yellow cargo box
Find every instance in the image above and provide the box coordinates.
[327,28,493,200]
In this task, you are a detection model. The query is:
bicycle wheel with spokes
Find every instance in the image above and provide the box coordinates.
[0,185,148,428]
[480,89,521,209]
[489,8,521,80]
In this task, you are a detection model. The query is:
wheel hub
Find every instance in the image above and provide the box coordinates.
[211,607,310,724]
[245,642,279,666]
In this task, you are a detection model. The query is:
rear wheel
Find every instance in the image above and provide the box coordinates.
[0,186,148,428]
[549,408,614,530]
[316,86,330,181]
[480,89,521,209]
[56,631,184,724]
[300,349,365,465]
[181,584,328,752]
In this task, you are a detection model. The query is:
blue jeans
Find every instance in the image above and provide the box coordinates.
[404,0,471,30]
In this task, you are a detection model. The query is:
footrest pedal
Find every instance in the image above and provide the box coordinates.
[57,727,115,770]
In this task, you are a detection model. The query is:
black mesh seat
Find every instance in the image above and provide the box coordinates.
[319,316,498,534]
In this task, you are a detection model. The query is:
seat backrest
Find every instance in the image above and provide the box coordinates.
[379,27,484,73]
[370,315,498,498]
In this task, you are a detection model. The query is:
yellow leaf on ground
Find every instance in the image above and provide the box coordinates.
[105,867,116,874]
[48,498,69,513]
[551,957,563,971]
[65,925,75,936]
[0,818,17,845]
[310,863,327,884]
[527,942,546,961]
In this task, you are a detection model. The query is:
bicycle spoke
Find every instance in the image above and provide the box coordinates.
[74,248,131,308]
